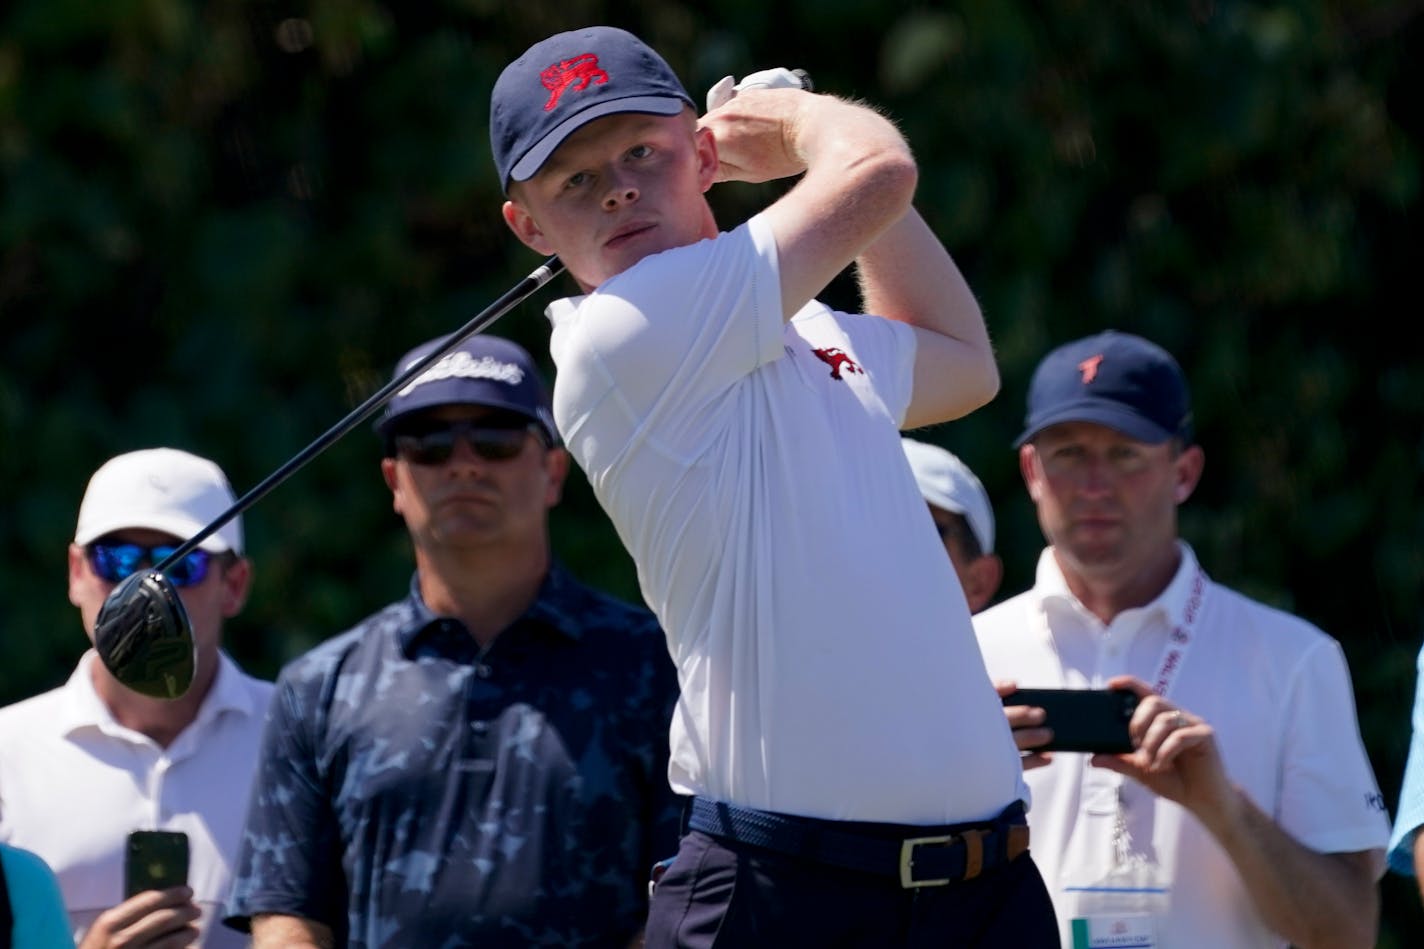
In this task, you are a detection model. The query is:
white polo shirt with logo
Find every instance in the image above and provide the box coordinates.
[973,544,1389,948]
[545,213,1025,825]
[0,650,273,949]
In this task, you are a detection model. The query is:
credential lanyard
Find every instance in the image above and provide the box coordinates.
[1147,566,1206,700]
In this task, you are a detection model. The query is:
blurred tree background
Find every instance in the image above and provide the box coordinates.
[2,0,1421,941]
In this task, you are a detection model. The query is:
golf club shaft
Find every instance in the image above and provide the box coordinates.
[151,256,564,571]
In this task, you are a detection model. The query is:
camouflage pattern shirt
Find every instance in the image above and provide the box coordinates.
[223,564,681,947]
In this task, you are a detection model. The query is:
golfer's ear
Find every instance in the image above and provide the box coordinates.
[694,125,718,193]
[503,200,554,255]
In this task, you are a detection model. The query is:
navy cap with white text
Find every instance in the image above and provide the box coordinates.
[376,334,558,445]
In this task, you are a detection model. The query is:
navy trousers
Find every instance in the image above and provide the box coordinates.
[644,828,1059,948]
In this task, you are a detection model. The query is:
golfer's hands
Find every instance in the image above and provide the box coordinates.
[1090,675,1236,820]
[701,68,814,185]
[705,68,810,112]
[79,886,201,948]
[996,680,1054,771]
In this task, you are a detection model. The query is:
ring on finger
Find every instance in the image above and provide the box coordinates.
[1172,710,1188,729]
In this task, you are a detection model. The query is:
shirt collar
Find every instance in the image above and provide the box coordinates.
[396,562,585,657]
[545,296,586,327]
[200,650,265,719]
[1033,540,1207,631]
[1154,542,1207,631]
[54,649,261,739]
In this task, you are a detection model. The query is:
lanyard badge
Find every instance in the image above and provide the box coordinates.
[1057,566,1209,948]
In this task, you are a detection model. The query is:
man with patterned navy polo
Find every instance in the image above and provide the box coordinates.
[223,334,681,948]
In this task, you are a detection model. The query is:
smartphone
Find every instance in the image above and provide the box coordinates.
[1001,688,1139,754]
[124,830,190,898]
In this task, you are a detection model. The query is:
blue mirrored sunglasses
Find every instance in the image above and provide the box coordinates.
[86,541,214,588]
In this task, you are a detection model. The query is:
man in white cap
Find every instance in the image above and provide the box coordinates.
[901,437,1003,613]
[0,448,273,949]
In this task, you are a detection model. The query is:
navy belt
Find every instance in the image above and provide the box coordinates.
[687,797,1030,888]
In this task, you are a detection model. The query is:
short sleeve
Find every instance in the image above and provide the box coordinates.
[550,216,785,458]
[223,674,346,936]
[833,311,916,426]
[1277,638,1390,857]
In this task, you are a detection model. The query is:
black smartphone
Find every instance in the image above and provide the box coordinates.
[1001,688,1139,754]
[124,830,190,898]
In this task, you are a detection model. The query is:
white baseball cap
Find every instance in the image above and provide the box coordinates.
[901,438,995,554]
[74,448,243,554]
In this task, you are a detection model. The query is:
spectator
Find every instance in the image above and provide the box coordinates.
[975,329,1390,948]
[224,334,681,948]
[1,843,75,948]
[492,26,1056,946]
[0,448,273,948]
[901,437,1003,612]
[1387,641,1424,904]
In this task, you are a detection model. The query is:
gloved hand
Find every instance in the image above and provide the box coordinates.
[705,67,813,112]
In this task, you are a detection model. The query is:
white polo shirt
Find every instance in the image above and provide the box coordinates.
[974,544,1389,949]
[546,213,1026,824]
[0,650,273,949]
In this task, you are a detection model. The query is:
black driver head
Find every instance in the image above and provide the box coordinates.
[93,571,196,700]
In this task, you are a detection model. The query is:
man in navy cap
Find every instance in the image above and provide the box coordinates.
[223,334,681,948]
[490,24,1058,948]
[976,329,1389,949]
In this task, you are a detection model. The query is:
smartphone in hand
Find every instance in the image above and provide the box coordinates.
[124,830,190,898]
[1001,688,1139,754]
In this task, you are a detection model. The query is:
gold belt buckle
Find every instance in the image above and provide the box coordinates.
[898,830,985,888]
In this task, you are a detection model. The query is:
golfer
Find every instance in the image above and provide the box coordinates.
[491,26,1057,946]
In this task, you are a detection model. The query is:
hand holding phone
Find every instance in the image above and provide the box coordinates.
[124,830,190,898]
[1001,688,1139,754]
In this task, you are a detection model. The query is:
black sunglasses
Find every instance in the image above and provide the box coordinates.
[393,420,544,466]
[87,541,215,588]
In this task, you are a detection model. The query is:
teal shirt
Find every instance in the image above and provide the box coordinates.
[1,845,74,948]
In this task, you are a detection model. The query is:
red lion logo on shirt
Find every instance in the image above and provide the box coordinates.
[540,54,609,111]
[812,347,864,381]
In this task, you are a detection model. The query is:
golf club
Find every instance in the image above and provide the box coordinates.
[94,256,564,699]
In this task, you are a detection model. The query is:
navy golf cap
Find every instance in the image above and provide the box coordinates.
[376,334,559,445]
[1015,330,1193,448]
[490,26,694,191]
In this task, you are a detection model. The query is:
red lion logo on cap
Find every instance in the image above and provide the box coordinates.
[1078,354,1104,384]
[540,54,609,111]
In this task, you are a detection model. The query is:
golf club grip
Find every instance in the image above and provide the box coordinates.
[151,255,564,570]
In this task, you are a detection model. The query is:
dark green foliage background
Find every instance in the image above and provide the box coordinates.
[2,2,1421,941]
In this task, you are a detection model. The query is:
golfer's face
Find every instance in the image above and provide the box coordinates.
[502,109,716,289]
